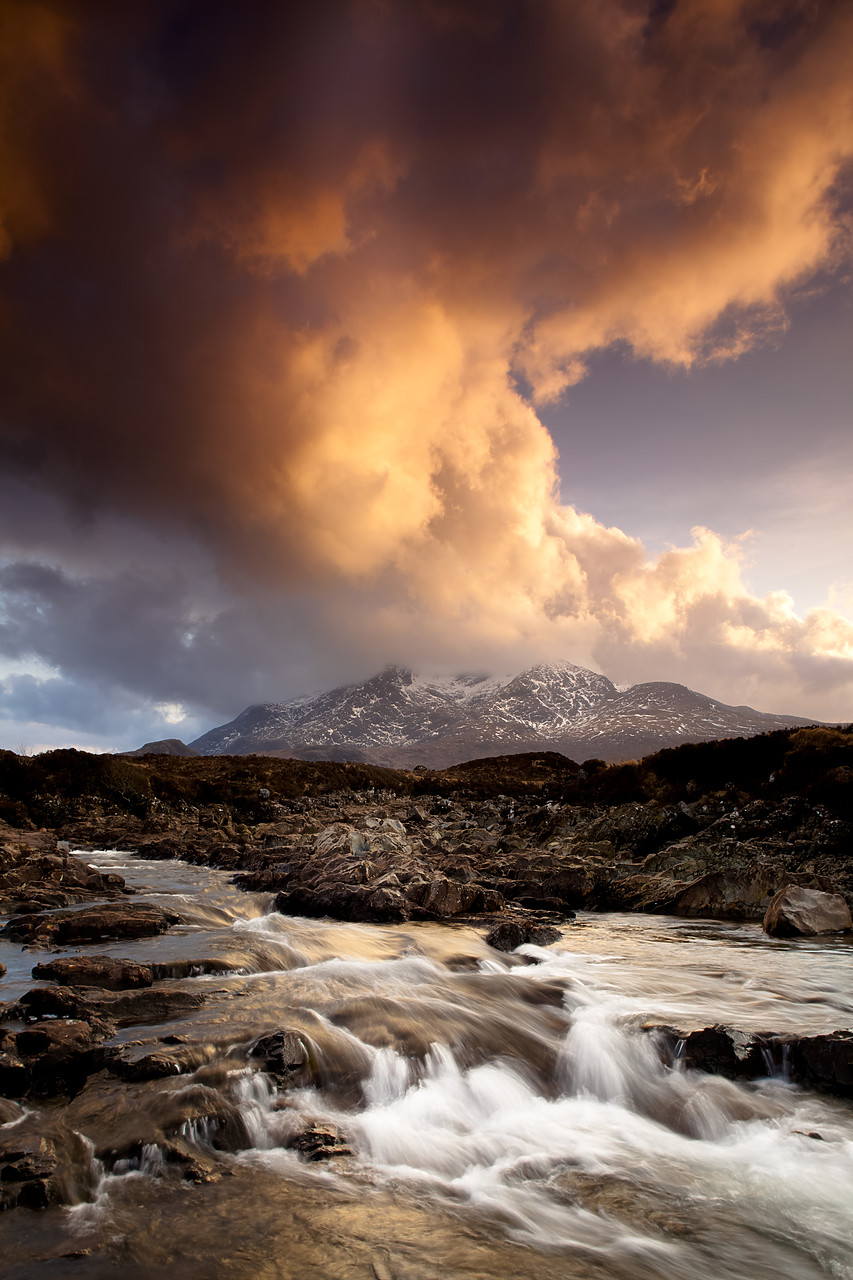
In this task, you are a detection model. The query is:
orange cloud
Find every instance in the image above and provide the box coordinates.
[1,0,852,720]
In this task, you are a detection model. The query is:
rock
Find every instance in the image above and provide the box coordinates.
[0,1126,99,1210]
[2,1019,112,1098]
[0,901,182,946]
[315,824,370,858]
[763,885,852,937]
[290,1122,352,1160]
[671,869,780,921]
[111,1050,185,1081]
[274,882,412,923]
[0,1051,30,1096]
[248,1029,312,1085]
[542,865,597,907]
[787,1030,853,1096]
[485,921,562,952]
[14,984,205,1028]
[661,1024,769,1077]
[31,954,155,989]
[647,1024,853,1099]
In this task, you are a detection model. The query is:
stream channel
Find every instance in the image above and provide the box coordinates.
[2,847,853,1279]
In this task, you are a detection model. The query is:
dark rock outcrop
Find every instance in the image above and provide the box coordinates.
[649,1023,853,1099]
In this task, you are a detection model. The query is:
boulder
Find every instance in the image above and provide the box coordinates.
[542,865,597,907]
[248,1029,313,1085]
[274,881,412,923]
[763,885,852,937]
[671,868,780,920]
[290,1122,352,1160]
[787,1030,853,1096]
[647,1024,853,1099]
[485,921,562,952]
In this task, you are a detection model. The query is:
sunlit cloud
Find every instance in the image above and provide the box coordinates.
[0,0,852,742]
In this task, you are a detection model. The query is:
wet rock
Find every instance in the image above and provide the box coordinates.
[13,983,205,1028]
[662,1024,769,1077]
[485,921,562,952]
[648,1024,853,1099]
[290,1122,353,1160]
[274,882,412,923]
[31,954,155,989]
[786,1030,853,1096]
[112,1051,185,1081]
[1,1018,113,1097]
[0,1126,99,1210]
[763,885,852,937]
[0,900,182,946]
[0,1051,30,1096]
[248,1029,313,1086]
[0,838,128,914]
[542,865,597,907]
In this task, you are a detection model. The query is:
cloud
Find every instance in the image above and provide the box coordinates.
[0,0,852,737]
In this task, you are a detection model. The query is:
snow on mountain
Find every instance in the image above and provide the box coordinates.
[189,662,818,766]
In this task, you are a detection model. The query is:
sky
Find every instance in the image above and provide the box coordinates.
[0,0,852,754]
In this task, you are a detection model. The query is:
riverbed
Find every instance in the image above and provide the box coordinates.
[2,848,853,1279]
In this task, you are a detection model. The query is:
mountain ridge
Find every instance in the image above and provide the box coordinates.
[187,662,819,766]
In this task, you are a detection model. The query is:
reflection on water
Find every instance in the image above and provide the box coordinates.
[2,849,853,1279]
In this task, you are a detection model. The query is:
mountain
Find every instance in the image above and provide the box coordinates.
[188,662,819,767]
[126,738,200,757]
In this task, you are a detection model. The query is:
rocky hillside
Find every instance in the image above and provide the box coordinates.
[188,662,818,766]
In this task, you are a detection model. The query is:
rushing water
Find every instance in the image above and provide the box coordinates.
[2,849,853,1279]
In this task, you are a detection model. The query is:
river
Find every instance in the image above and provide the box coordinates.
[2,848,853,1279]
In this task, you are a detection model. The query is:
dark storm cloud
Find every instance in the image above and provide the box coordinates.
[1,0,852,737]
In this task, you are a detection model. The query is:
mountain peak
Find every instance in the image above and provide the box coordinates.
[188,661,818,766]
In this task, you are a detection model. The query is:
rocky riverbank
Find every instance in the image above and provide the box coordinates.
[1,725,852,1218]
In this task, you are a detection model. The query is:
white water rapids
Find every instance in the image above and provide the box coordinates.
[2,848,853,1279]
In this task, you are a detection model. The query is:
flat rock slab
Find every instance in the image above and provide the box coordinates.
[763,885,852,937]
[14,983,205,1027]
[31,954,155,989]
[0,901,182,946]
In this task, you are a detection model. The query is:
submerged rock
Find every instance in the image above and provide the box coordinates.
[762,885,852,937]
